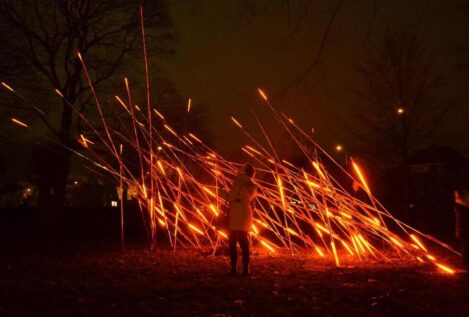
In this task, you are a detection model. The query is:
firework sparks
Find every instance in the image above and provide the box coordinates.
[1,10,460,275]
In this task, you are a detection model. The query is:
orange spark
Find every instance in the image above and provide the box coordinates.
[54,89,63,97]
[230,117,243,129]
[217,230,228,239]
[410,234,428,252]
[312,161,326,180]
[358,234,375,255]
[255,219,269,228]
[340,212,353,219]
[258,88,268,101]
[195,208,208,223]
[242,147,255,158]
[286,227,298,236]
[164,124,178,137]
[354,235,366,254]
[115,95,129,111]
[188,223,203,235]
[426,254,436,261]
[157,160,166,176]
[315,223,330,234]
[306,180,321,189]
[141,184,148,199]
[277,176,286,210]
[389,236,404,248]
[188,133,202,143]
[246,145,262,156]
[351,160,371,194]
[260,239,276,253]
[209,204,219,216]
[11,118,28,128]
[153,108,165,120]
[252,224,259,234]
[203,186,217,198]
[1,82,15,92]
[282,160,295,168]
[331,241,340,267]
[174,203,186,221]
[176,167,184,179]
[187,98,192,112]
[315,246,325,257]
[435,263,455,275]
[79,134,93,148]
[80,134,94,145]
[341,240,354,255]
[155,206,165,217]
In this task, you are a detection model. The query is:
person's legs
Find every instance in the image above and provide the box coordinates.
[229,231,238,274]
[239,231,250,275]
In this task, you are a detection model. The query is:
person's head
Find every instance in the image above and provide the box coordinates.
[243,163,255,178]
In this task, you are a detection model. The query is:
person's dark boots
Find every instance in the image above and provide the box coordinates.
[242,262,249,276]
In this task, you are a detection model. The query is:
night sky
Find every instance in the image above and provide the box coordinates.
[158,0,469,157]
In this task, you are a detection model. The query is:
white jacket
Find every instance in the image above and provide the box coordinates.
[227,173,257,231]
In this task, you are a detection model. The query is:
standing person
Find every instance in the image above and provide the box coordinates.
[454,187,469,270]
[227,164,257,276]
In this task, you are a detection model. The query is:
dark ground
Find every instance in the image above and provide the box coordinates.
[0,248,467,317]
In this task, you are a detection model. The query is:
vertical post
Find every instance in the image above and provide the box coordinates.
[119,144,124,250]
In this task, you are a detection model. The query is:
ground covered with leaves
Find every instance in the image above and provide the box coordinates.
[0,248,467,316]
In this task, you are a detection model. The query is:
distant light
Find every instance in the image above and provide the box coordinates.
[111,201,118,207]
[26,188,31,192]
[74,181,78,185]
[396,107,405,115]
[335,144,343,152]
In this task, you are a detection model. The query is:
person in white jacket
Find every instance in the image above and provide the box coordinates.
[227,164,257,276]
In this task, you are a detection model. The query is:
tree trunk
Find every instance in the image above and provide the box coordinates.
[36,102,73,244]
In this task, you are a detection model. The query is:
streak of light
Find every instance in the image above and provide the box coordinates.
[410,234,428,252]
[315,246,325,257]
[11,118,28,128]
[351,160,371,194]
[331,241,340,267]
[435,263,455,274]
[153,108,165,120]
[258,88,268,101]
[188,223,204,235]
[1,82,15,92]
[231,117,243,129]
[260,239,276,253]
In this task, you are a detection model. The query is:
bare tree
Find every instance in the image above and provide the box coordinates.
[352,26,458,168]
[0,0,175,231]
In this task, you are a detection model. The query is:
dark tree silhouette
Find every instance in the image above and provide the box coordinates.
[351,26,459,221]
[0,0,175,233]
[352,26,458,168]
